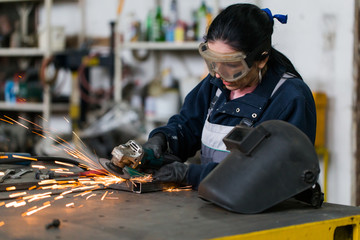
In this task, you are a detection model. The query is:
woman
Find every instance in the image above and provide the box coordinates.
[143,4,316,188]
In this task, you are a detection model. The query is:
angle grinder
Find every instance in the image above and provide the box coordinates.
[99,140,181,179]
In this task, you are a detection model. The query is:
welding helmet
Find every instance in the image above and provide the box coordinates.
[198,120,322,214]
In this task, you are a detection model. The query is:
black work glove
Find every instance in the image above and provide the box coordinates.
[142,133,168,159]
[152,162,189,185]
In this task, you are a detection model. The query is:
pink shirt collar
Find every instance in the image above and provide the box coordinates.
[230,85,258,100]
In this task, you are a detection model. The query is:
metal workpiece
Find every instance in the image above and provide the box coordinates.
[108,181,180,193]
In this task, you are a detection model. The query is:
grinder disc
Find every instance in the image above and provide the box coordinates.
[98,158,131,179]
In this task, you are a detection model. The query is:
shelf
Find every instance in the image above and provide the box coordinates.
[0,0,41,2]
[0,101,68,112]
[0,0,75,2]
[120,41,201,50]
[0,48,45,57]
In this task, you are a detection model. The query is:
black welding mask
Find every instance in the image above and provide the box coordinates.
[198,120,323,214]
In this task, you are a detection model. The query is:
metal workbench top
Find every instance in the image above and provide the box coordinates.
[1,187,360,240]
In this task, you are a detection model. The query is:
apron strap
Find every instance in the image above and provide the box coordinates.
[239,72,292,127]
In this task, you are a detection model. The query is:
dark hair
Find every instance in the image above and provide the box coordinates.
[205,3,302,79]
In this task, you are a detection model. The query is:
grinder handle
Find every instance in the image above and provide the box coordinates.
[140,148,181,169]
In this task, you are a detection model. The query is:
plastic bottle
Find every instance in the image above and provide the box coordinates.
[169,0,178,26]
[10,21,21,48]
[174,21,185,42]
[165,0,178,42]
[5,80,15,103]
[196,0,207,41]
[186,10,197,41]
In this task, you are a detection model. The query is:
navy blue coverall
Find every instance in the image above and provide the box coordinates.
[150,64,316,189]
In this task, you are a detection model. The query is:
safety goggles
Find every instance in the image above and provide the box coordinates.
[198,42,251,82]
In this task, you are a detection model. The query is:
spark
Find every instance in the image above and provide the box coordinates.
[51,144,62,151]
[0,172,4,176]
[41,183,78,190]
[72,185,99,192]
[37,115,47,122]
[164,187,192,192]
[3,115,28,129]
[66,202,74,208]
[0,115,178,221]
[81,191,93,197]
[5,200,26,208]
[72,131,85,147]
[0,118,13,124]
[23,192,52,201]
[32,165,46,169]
[0,221,4,227]
[101,191,108,200]
[50,167,69,171]
[32,131,46,138]
[49,136,65,146]
[60,190,73,196]
[27,194,51,202]
[12,154,37,161]
[0,156,8,159]
[39,180,57,185]
[164,186,192,192]
[9,192,27,198]
[26,206,37,211]
[19,116,42,129]
[14,200,26,207]
[54,170,74,174]
[54,196,64,200]
[78,178,91,181]
[22,204,51,216]
[86,194,96,200]
[54,161,74,167]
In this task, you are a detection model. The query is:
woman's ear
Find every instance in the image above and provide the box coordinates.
[258,56,269,69]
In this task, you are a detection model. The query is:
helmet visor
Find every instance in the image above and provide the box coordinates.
[198,42,251,82]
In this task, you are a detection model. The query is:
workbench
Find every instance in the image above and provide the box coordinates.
[0,186,360,240]
[1,160,360,240]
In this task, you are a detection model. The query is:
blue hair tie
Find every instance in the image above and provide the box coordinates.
[262,8,288,24]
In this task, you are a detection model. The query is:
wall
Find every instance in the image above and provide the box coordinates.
[262,0,356,206]
[42,0,357,205]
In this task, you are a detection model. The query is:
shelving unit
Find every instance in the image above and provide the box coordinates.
[121,41,199,50]
[0,101,68,112]
[0,48,44,56]
[0,0,57,127]
[113,0,220,103]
